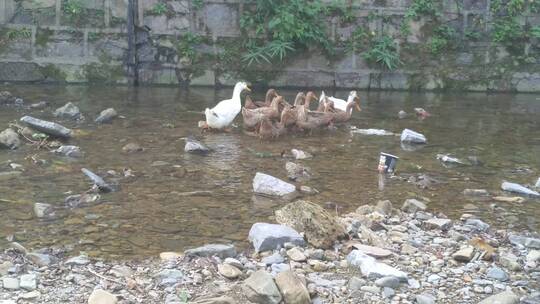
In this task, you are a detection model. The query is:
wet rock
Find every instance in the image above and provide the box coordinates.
[19,273,37,290]
[184,244,236,259]
[0,128,21,149]
[508,234,540,249]
[375,200,393,216]
[527,250,540,263]
[416,293,436,304]
[291,149,312,160]
[253,172,296,197]
[501,181,540,197]
[275,200,345,249]
[463,189,489,196]
[400,129,426,144]
[2,277,19,290]
[465,218,490,231]
[248,223,304,253]
[33,202,55,219]
[347,250,407,281]
[20,116,72,138]
[383,287,395,298]
[349,244,392,258]
[402,199,427,213]
[184,137,210,155]
[218,263,242,279]
[155,269,184,285]
[262,253,285,265]
[224,258,243,269]
[499,252,521,271]
[486,267,509,282]
[88,289,117,304]
[275,270,310,304]
[191,296,236,304]
[27,252,54,266]
[122,142,143,154]
[65,255,90,266]
[452,246,475,262]
[299,185,319,195]
[54,102,83,120]
[95,108,118,124]
[375,276,400,288]
[286,247,307,262]
[0,91,16,104]
[492,196,526,203]
[54,145,82,158]
[285,162,311,182]
[478,291,519,304]
[81,168,116,193]
[65,193,100,208]
[243,270,282,304]
[398,110,407,119]
[424,218,452,230]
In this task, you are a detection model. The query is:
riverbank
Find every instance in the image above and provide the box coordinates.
[1,198,539,304]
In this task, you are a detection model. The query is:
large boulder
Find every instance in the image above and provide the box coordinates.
[253,172,296,197]
[275,200,346,249]
[242,270,282,304]
[248,223,304,253]
[0,128,21,149]
[275,271,311,304]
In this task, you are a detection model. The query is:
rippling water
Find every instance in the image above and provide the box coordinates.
[0,85,539,258]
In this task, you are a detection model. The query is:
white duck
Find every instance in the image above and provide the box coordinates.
[327,91,359,112]
[203,82,251,130]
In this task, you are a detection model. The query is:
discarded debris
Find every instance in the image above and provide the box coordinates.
[81,168,116,193]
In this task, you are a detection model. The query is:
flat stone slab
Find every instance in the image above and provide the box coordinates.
[347,250,407,281]
[20,115,72,138]
[351,244,392,258]
[248,223,304,253]
[424,218,452,230]
[252,172,296,197]
[184,244,236,259]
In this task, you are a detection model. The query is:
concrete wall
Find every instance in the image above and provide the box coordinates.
[0,0,539,92]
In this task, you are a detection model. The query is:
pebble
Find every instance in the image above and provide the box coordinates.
[19,274,37,290]
[486,267,509,282]
[2,277,19,290]
[287,248,307,262]
[452,246,475,262]
[88,289,117,304]
[261,252,285,265]
[383,287,395,298]
[375,276,400,288]
[218,264,242,279]
[415,293,435,304]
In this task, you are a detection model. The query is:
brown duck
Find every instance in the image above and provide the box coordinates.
[244,89,279,110]
[241,95,283,130]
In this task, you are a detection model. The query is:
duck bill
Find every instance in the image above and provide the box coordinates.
[245,86,252,92]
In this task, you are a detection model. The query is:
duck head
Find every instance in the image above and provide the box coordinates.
[294,92,306,106]
[348,91,361,111]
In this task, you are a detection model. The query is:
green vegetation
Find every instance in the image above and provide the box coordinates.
[83,55,124,83]
[176,32,203,63]
[192,0,204,10]
[363,35,402,70]
[149,3,168,15]
[63,0,84,22]
[35,28,54,47]
[404,0,440,20]
[4,28,32,40]
[428,25,457,54]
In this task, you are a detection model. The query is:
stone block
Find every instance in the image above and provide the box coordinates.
[204,3,240,36]
[190,70,215,86]
[110,0,128,19]
[138,66,178,85]
[270,71,335,88]
[335,72,371,89]
[0,62,44,82]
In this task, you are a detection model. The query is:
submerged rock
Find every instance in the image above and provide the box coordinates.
[95,108,118,124]
[54,145,82,158]
[81,168,116,192]
[0,128,21,149]
[242,270,282,304]
[122,142,144,154]
[501,181,540,197]
[347,250,407,281]
[400,129,426,144]
[53,102,83,120]
[275,200,345,249]
[20,116,72,138]
[291,149,312,160]
[285,162,311,181]
[65,193,100,208]
[184,244,236,259]
[248,223,304,253]
[184,137,210,155]
[252,172,296,197]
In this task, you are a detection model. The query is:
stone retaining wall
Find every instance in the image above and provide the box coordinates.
[0,0,539,92]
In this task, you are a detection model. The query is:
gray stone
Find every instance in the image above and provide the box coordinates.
[169,1,189,14]
[248,223,304,253]
[95,108,118,124]
[27,253,54,266]
[184,244,236,259]
[122,143,143,154]
[22,0,55,9]
[54,145,83,158]
[383,287,395,298]
[270,263,290,276]
[350,244,392,258]
[452,246,475,262]
[291,149,312,160]
[204,3,240,36]
[351,128,395,136]
[81,168,116,193]
[184,137,210,155]
[20,116,72,138]
[2,277,19,290]
[110,0,127,19]
[285,162,311,182]
[416,293,435,304]
[486,267,509,282]
[154,269,184,285]
[65,193,100,208]
[0,261,13,276]
[400,129,427,144]
[508,235,540,249]
[286,247,307,262]
[375,200,393,216]
[191,296,236,304]
[375,276,400,288]
[19,274,37,290]
[0,128,21,149]
[427,274,441,284]
[261,252,285,265]
[347,250,407,281]
[0,63,45,82]
[224,258,243,269]
[88,289,118,304]
[465,218,490,231]
[54,102,83,120]
[402,199,427,213]
[361,285,381,294]
[348,276,364,291]
[275,271,311,304]
[243,270,282,304]
[501,181,540,197]
[33,202,55,219]
[65,255,91,266]
[499,252,521,271]
[463,189,490,196]
[527,250,540,263]
[425,218,452,230]
[408,278,420,289]
[252,172,296,197]
[218,263,242,279]
[478,291,519,304]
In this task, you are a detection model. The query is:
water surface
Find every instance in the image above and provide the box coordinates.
[1,85,539,258]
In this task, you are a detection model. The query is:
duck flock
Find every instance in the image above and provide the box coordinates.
[199,82,362,139]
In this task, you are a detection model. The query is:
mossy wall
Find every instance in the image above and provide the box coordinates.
[0,0,539,92]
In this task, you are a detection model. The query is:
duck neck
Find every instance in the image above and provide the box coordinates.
[232,84,244,101]
[345,101,355,117]
[265,90,275,105]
